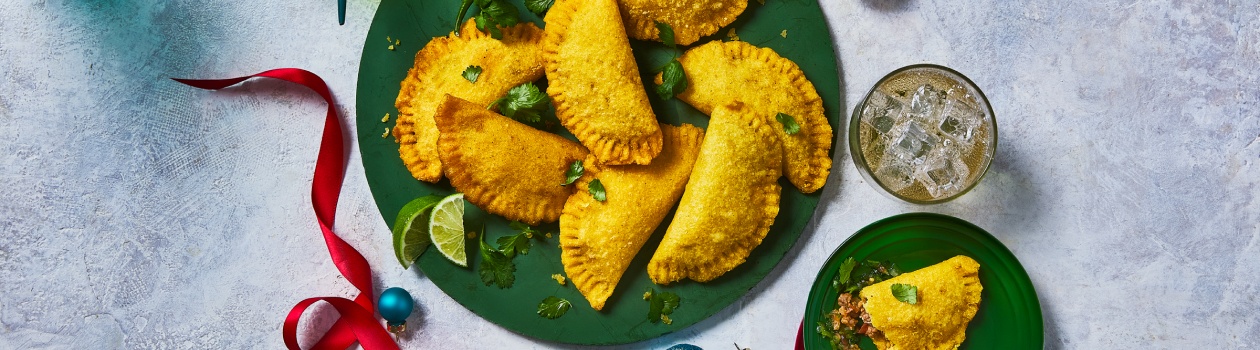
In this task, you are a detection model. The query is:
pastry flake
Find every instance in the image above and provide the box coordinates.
[544,0,663,165]
[647,102,782,284]
[394,19,545,182]
[434,95,588,225]
[560,124,705,310]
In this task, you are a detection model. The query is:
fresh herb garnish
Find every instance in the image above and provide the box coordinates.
[537,296,572,319]
[776,112,801,135]
[478,233,516,288]
[891,283,918,304]
[834,259,901,294]
[524,0,554,16]
[463,65,483,83]
[488,82,550,123]
[644,288,680,324]
[496,221,540,258]
[655,21,676,49]
[835,257,857,286]
[656,59,688,100]
[461,0,520,39]
[562,160,584,186]
[588,178,606,202]
[820,258,903,349]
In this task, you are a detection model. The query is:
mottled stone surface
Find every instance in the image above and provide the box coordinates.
[1,0,1256,349]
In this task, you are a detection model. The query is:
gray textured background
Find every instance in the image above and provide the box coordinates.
[1,0,1257,348]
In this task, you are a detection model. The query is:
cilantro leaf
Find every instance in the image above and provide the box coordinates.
[891,283,918,304]
[645,288,680,323]
[524,0,554,17]
[836,257,856,286]
[496,232,532,258]
[562,160,584,186]
[588,178,606,202]
[656,59,688,100]
[537,296,572,319]
[478,234,515,288]
[462,65,483,83]
[489,83,550,123]
[776,112,801,135]
[655,21,676,48]
[469,0,519,39]
[474,11,503,39]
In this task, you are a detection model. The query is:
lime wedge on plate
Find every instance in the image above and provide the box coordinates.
[429,193,467,267]
[392,195,443,269]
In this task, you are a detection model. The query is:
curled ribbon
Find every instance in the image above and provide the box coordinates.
[174,69,398,350]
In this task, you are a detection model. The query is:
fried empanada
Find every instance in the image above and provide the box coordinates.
[560,124,705,310]
[657,40,832,193]
[394,20,545,182]
[618,0,748,45]
[647,102,782,284]
[434,95,588,225]
[859,256,982,350]
[544,0,663,165]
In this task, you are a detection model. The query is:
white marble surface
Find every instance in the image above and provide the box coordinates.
[1,0,1257,349]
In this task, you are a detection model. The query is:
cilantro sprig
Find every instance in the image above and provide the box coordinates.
[488,82,550,123]
[478,231,516,289]
[588,178,606,202]
[456,0,522,39]
[831,257,901,294]
[537,296,572,319]
[644,288,680,324]
[524,0,554,16]
[562,160,584,186]
[775,112,801,135]
[891,283,918,304]
[653,22,688,100]
[463,65,483,83]
[497,221,542,257]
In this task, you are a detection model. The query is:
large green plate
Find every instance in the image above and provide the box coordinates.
[356,0,842,345]
[801,213,1044,349]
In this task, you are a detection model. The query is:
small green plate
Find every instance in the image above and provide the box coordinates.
[801,213,1044,349]
[355,0,842,345]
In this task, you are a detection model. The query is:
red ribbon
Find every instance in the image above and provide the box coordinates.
[174,69,398,350]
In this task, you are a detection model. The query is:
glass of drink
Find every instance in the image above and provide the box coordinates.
[850,64,997,204]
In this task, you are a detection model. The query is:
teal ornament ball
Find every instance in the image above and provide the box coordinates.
[377,287,414,332]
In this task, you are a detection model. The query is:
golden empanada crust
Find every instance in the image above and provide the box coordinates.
[859,256,983,350]
[658,40,832,193]
[618,0,748,45]
[544,0,663,166]
[647,102,782,284]
[434,95,588,225]
[560,124,705,310]
[394,20,545,182]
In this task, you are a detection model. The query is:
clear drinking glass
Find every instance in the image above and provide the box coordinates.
[850,64,997,204]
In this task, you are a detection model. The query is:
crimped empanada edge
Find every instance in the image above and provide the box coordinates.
[434,96,571,225]
[543,0,663,166]
[619,0,749,45]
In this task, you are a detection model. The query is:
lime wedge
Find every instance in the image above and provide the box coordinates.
[429,193,467,267]
[392,195,443,269]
